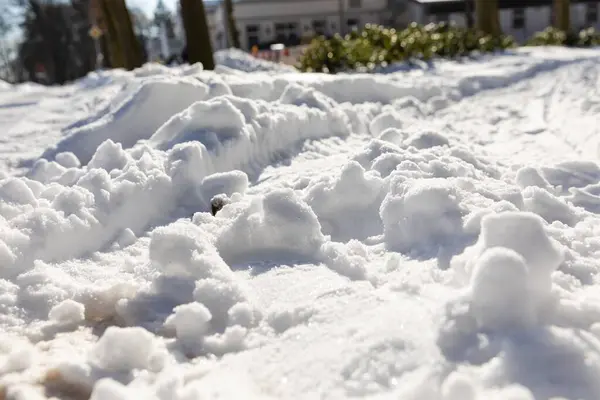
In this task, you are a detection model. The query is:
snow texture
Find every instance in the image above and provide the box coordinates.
[1,47,600,399]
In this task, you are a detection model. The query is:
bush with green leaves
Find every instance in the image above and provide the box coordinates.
[526,26,600,47]
[297,22,516,73]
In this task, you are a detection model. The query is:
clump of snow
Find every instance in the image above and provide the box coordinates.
[200,170,248,203]
[48,299,85,325]
[164,302,212,356]
[404,130,450,150]
[381,177,466,254]
[304,161,384,241]
[148,221,232,281]
[456,212,564,290]
[90,326,158,372]
[217,189,325,264]
[470,247,536,331]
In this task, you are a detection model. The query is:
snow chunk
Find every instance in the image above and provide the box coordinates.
[48,299,85,325]
[470,248,536,330]
[55,152,81,168]
[227,302,261,328]
[149,222,232,281]
[0,177,38,206]
[381,177,465,254]
[320,241,369,281]
[217,189,325,264]
[91,327,157,372]
[404,130,449,150]
[515,166,551,190]
[267,305,315,333]
[165,302,212,356]
[452,211,565,330]
[466,211,563,279]
[200,170,248,204]
[369,111,405,136]
[305,161,384,241]
[203,325,247,355]
[193,278,250,331]
[88,140,130,172]
[279,83,337,110]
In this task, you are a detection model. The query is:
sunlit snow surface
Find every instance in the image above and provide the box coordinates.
[1,47,600,399]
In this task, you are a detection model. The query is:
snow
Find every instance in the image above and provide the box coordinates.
[1,46,600,399]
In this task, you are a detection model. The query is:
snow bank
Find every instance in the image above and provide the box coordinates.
[41,78,211,164]
[214,48,297,73]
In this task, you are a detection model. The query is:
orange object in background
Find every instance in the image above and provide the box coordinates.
[252,45,259,55]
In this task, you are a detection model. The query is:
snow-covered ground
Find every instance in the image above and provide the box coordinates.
[1,46,600,399]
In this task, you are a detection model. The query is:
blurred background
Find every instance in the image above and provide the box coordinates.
[0,0,598,85]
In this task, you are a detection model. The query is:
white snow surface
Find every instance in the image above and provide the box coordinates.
[1,47,600,399]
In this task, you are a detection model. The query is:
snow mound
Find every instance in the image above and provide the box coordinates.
[41,78,211,165]
[214,48,297,73]
[442,211,565,344]
[304,161,384,241]
[216,189,325,265]
[381,177,466,254]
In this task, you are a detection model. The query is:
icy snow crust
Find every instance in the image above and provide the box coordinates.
[1,47,600,399]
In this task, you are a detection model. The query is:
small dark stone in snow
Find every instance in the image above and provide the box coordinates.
[211,197,226,216]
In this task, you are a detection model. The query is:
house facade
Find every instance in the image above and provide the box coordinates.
[213,0,411,51]
[407,0,600,43]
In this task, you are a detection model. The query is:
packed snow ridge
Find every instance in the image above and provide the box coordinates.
[1,46,600,399]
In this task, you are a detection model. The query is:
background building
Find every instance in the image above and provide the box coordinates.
[407,0,600,43]
[213,0,411,51]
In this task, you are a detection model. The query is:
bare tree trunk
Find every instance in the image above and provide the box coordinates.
[475,0,501,36]
[98,0,142,70]
[99,0,125,68]
[224,0,240,48]
[553,0,571,32]
[180,0,215,69]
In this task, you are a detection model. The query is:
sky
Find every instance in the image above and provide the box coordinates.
[128,0,219,16]
[127,0,178,16]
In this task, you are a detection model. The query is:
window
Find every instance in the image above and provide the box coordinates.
[246,25,260,48]
[274,22,299,42]
[312,20,326,35]
[512,8,525,29]
[587,3,598,24]
[347,18,359,30]
[348,0,361,8]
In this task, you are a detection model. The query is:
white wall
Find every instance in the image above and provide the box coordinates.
[233,0,387,20]
[224,0,389,49]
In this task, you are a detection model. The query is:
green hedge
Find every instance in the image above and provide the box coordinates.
[297,23,600,74]
[526,26,600,47]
